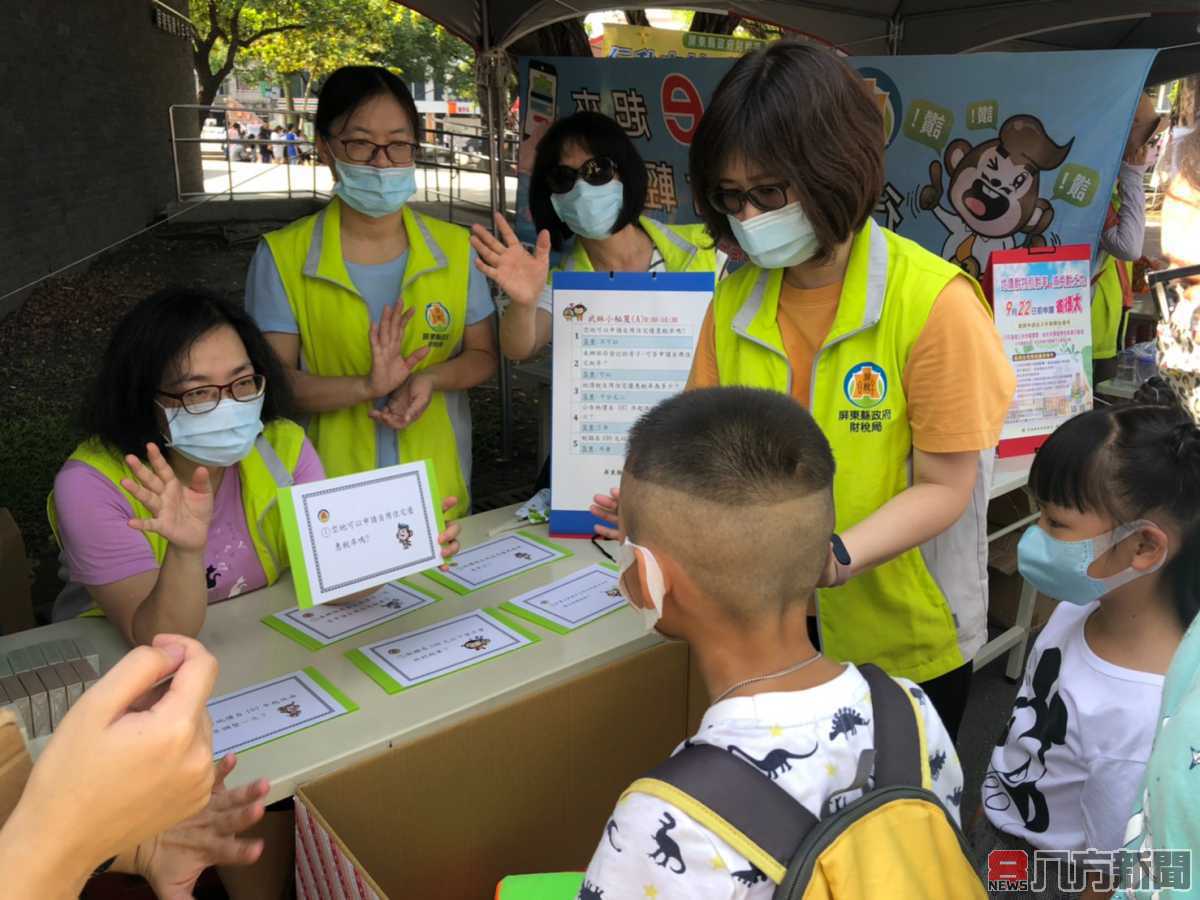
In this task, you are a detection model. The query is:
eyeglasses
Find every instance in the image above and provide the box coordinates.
[546,156,618,194]
[158,374,267,415]
[708,183,790,216]
[336,137,418,166]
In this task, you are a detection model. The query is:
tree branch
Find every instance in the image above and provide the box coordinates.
[242,21,308,47]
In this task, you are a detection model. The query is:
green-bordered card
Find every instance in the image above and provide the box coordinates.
[423,531,571,596]
[208,667,357,758]
[261,580,441,651]
[346,607,540,694]
[278,460,446,608]
[499,562,627,635]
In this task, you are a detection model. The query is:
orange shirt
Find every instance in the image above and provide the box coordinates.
[687,275,1014,454]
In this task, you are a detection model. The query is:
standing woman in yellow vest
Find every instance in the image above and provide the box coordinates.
[247,66,497,519]
[682,42,1014,739]
[470,111,719,363]
[49,289,462,647]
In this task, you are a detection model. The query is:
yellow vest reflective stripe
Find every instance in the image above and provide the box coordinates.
[713,220,979,683]
[263,199,471,519]
[1092,187,1134,361]
[561,217,717,275]
[48,420,306,589]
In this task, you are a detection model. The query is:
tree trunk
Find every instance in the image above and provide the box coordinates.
[623,10,650,26]
[508,19,593,57]
[690,13,740,35]
[284,76,296,114]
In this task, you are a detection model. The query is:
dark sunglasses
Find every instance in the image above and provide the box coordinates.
[708,183,790,216]
[547,157,618,194]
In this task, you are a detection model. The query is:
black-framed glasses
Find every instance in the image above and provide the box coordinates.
[158,374,266,415]
[336,137,418,166]
[708,183,790,216]
[547,156,618,194]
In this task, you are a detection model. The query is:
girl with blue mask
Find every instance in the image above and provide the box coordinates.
[246,66,497,523]
[970,401,1200,885]
[49,287,466,646]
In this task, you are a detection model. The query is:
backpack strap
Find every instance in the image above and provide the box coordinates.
[622,743,818,885]
[857,663,931,790]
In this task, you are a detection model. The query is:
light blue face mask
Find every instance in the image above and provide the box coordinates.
[1017,520,1164,606]
[334,159,416,218]
[550,179,624,240]
[160,395,265,468]
[728,201,820,269]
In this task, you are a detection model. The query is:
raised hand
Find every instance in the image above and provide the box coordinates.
[437,496,461,569]
[366,303,430,401]
[471,212,551,309]
[122,443,213,552]
[139,753,269,900]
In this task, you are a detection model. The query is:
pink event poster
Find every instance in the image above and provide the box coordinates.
[986,245,1093,457]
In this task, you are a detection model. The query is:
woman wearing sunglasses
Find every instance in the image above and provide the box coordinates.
[470,111,719,363]
[246,66,497,521]
[48,288,462,644]
[680,42,1013,739]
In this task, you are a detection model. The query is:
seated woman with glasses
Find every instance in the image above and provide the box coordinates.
[470,111,721,364]
[245,66,496,521]
[49,287,462,643]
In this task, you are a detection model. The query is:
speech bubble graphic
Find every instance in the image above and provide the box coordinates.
[967,100,999,131]
[902,100,955,152]
[1052,163,1101,207]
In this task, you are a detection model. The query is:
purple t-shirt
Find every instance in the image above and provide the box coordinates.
[54,439,324,604]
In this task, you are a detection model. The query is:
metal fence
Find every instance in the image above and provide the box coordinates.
[168,104,518,225]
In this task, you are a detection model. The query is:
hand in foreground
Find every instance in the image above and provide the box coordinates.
[122,443,213,552]
[137,753,268,900]
[470,212,551,309]
[17,635,218,870]
[589,487,624,542]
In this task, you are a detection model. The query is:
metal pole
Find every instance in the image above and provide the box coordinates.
[168,105,183,203]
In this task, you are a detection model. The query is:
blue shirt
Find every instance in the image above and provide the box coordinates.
[245,240,494,471]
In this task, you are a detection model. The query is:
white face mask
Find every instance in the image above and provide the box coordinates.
[728,201,820,269]
[159,395,264,467]
[615,538,665,632]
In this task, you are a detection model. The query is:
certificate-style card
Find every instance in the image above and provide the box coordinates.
[262,581,441,651]
[278,461,446,607]
[500,563,627,635]
[424,531,571,595]
[346,608,539,694]
[208,668,356,758]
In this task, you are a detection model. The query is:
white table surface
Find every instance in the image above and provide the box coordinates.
[1,506,658,803]
[6,458,1038,801]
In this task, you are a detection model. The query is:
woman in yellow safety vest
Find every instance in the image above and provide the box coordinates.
[48,288,462,647]
[598,42,1016,739]
[246,66,497,520]
[471,111,718,363]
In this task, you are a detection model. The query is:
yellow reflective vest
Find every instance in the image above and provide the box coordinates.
[559,217,717,275]
[712,219,992,683]
[264,199,472,519]
[48,420,307,612]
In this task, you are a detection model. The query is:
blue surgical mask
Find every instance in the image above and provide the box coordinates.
[159,395,265,468]
[1016,520,1164,606]
[334,160,416,218]
[551,180,624,240]
[728,202,820,269]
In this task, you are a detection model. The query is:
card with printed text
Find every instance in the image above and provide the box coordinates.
[207,668,356,757]
[499,563,628,634]
[423,531,571,595]
[262,581,441,650]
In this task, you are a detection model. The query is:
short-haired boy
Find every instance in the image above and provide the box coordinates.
[581,387,963,899]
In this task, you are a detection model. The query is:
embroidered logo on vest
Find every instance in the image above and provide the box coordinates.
[844,362,888,409]
[424,301,451,334]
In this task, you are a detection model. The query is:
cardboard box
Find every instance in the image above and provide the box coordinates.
[295,641,692,900]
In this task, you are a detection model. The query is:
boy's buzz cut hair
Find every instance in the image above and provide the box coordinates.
[623,387,836,618]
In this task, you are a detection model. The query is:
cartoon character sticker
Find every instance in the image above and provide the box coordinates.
[561,303,588,321]
[918,115,1073,278]
[462,636,491,651]
[396,524,414,550]
[277,702,303,719]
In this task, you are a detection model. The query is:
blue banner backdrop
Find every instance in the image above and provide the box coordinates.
[515,51,1157,274]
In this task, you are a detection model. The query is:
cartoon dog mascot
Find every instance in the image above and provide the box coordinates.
[918,115,1073,278]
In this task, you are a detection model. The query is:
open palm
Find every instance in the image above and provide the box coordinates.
[471,212,551,308]
[121,443,214,553]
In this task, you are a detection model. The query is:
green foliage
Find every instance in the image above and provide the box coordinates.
[378,8,476,101]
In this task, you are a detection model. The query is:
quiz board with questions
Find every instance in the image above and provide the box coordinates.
[549,271,713,535]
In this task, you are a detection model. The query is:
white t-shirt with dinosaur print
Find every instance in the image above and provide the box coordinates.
[577,663,963,900]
